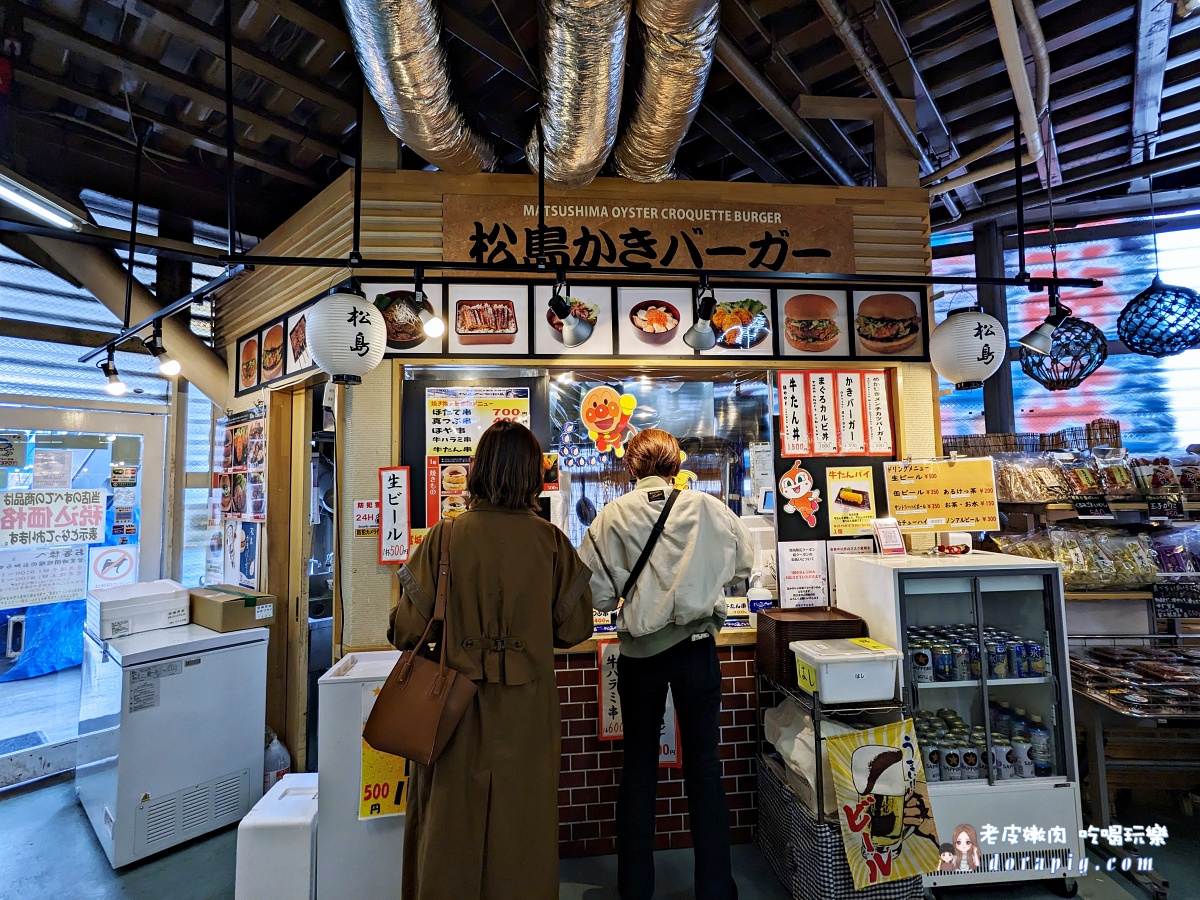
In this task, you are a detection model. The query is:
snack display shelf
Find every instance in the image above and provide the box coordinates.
[916,675,1053,690]
[1063,590,1154,602]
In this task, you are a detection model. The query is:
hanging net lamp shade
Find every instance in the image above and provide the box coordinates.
[1019,316,1108,391]
[1117,276,1200,357]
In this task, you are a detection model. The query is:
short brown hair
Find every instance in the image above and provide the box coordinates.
[626,429,681,481]
[467,420,543,510]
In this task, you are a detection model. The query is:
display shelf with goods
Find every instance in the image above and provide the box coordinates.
[833,552,1083,892]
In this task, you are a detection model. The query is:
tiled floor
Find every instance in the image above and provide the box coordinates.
[2,773,1196,900]
[0,667,81,746]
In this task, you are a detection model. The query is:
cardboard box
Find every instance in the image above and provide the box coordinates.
[191,585,276,632]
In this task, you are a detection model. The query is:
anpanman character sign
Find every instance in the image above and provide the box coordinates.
[580,386,637,457]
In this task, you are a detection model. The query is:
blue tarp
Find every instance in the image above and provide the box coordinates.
[0,601,85,682]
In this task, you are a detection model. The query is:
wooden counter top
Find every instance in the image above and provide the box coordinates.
[556,626,757,655]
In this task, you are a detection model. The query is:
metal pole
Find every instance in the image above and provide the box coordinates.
[1013,104,1027,279]
[123,128,148,330]
[352,80,364,261]
[536,118,546,270]
[223,0,237,257]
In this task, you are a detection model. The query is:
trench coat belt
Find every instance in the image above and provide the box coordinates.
[461,636,525,652]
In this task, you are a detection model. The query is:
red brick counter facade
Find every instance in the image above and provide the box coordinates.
[555,644,760,858]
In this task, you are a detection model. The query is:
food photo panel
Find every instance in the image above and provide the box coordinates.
[699,288,774,357]
[236,334,259,393]
[776,289,851,358]
[284,307,313,375]
[533,284,614,356]
[616,286,692,356]
[447,283,530,356]
[370,282,446,355]
[259,320,285,383]
[851,289,926,358]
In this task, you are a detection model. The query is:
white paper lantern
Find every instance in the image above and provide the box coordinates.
[305,286,387,384]
[929,306,1007,390]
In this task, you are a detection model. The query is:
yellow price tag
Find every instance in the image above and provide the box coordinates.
[850,636,893,652]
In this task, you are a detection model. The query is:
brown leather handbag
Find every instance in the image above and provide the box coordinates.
[363,518,477,766]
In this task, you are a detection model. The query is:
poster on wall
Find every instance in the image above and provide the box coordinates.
[224,519,261,589]
[826,466,875,537]
[597,640,681,767]
[354,500,380,537]
[616,286,693,356]
[776,290,852,358]
[447,283,530,356]
[851,290,926,359]
[378,467,411,564]
[205,526,224,585]
[87,545,138,592]
[778,370,893,457]
[778,373,811,457]
[259,321,286,383]
[360,682,408,820]
[0,489,105,548]
[808,373,839,455]
[216,413,266,522]
[836,373,866,454]
[699,289,775,357]
[425,386,530,525]
[0,433,27,468]
[32,449,72,489]
[777,540,828,607]
[863,372,893,454]
[826,718,941,889]
[532,284,613,356]
[371,282,446,355]
[883,458,1000,533]
[284,306,313,375]
[236,333,260,393]
[0,545,88,609]
[827,538,876,603]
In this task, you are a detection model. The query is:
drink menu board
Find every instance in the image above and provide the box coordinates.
[882,457,1000,533]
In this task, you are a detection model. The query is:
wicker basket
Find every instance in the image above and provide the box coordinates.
[757,754,924,900]
[756,608,864,688]
[1053,417,1122,450]
[942,418,1122,456]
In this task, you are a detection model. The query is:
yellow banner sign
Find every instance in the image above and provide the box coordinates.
[359,682,409,820]
[883,458,999,533]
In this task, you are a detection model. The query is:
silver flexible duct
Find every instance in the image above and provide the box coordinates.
[527,0,631,187]
[341,0,497,174]
[613,0,719,182]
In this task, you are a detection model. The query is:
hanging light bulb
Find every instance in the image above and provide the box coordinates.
[100,349,126,396]
[413,268,444,338]
[143,321,181,376]
[547,275,593,348]
[683,279,718,351]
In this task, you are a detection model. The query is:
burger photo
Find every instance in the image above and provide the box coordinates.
[782,294,841,352]
[855,293,922,354]
[239,338,258,389]
[441,464,468,493]
[260,324,284,380]
[442,495,467,518]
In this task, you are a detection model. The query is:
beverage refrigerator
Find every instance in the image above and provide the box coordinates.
[834,551,1083,894]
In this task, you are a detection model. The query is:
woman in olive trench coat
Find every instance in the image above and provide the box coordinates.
[388,422,594,900]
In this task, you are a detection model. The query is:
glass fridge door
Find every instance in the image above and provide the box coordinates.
[898,575,993,786]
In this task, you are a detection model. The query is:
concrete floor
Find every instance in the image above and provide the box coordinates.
[2,774,1196,900]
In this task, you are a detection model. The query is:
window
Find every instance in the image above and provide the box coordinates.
[178,388,216,586]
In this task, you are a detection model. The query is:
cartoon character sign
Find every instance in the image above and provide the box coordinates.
[937,843,956,873]
[581,386,637,457]
[951,824,982,872]
[779,461,821,526]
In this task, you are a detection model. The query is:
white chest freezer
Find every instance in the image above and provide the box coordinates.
[77,623,268,868]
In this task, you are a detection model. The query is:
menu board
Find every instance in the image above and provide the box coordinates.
[883,457,1000,533]
[777,370,894,458]
[826,466,875,536]
[214,410,267,590]
[425,386,530,525]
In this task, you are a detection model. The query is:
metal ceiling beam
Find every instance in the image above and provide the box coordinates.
[442,6,538,90]
[93,0,355,116]
[14,67,320,188]
[250,0,352,56]
[693,105,792,183]
[713,32,856,186]
[21,7,349,164]
[1129,0,1175,180]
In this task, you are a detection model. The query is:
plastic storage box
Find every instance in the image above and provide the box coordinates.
[235,773,318,900]
[789,637,901,704]
[86,579,190,639]
[756,608,865,688]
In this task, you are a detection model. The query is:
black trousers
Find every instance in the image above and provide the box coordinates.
[616,635,737,900]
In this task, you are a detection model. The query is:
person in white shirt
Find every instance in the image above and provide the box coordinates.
[580,429,753,900]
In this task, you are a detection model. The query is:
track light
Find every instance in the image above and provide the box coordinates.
[100,350,127,396]
[1016,286,1071,357]
[144,322,181,376]
[683,279,718,351]
[547,276,593,348]
[0,169,84,231]
[412,268,444,338]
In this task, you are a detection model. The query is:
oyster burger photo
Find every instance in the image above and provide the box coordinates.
[855,293,922,354]
[782,293,840,352]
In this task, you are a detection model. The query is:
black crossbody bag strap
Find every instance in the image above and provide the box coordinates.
[620,488,681,602]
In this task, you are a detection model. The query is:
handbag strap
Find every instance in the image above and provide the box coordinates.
[399,517,454,681]
[620,488,680,602]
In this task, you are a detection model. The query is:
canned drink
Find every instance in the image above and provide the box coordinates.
[1011,738,1035,777]
[992,740,1014,780]
[987,641,1010,679]
[932,644,954,682]
[1025,641,1046,676]
[1008,641,1029,679]
[910,644,934,683]
[936,708,956,720]
[996,704,1012,738]
[1034,759,1053,777]
[940,742,962,781]
[967,643,982,679]
[951,644,971,681]
[923,741,941,782]
[960,744,981,780]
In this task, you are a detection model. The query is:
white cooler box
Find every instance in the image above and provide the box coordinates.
[790,637,901,704]
[86,579,190,639]
[236,773,319,900]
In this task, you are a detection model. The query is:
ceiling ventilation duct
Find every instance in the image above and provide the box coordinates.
[613,0,719,182]
[527,0,632,187]
[340,0,497,174]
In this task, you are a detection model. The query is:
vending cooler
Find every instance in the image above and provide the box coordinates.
[76,624,268,868]
[834,552,1083,891]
